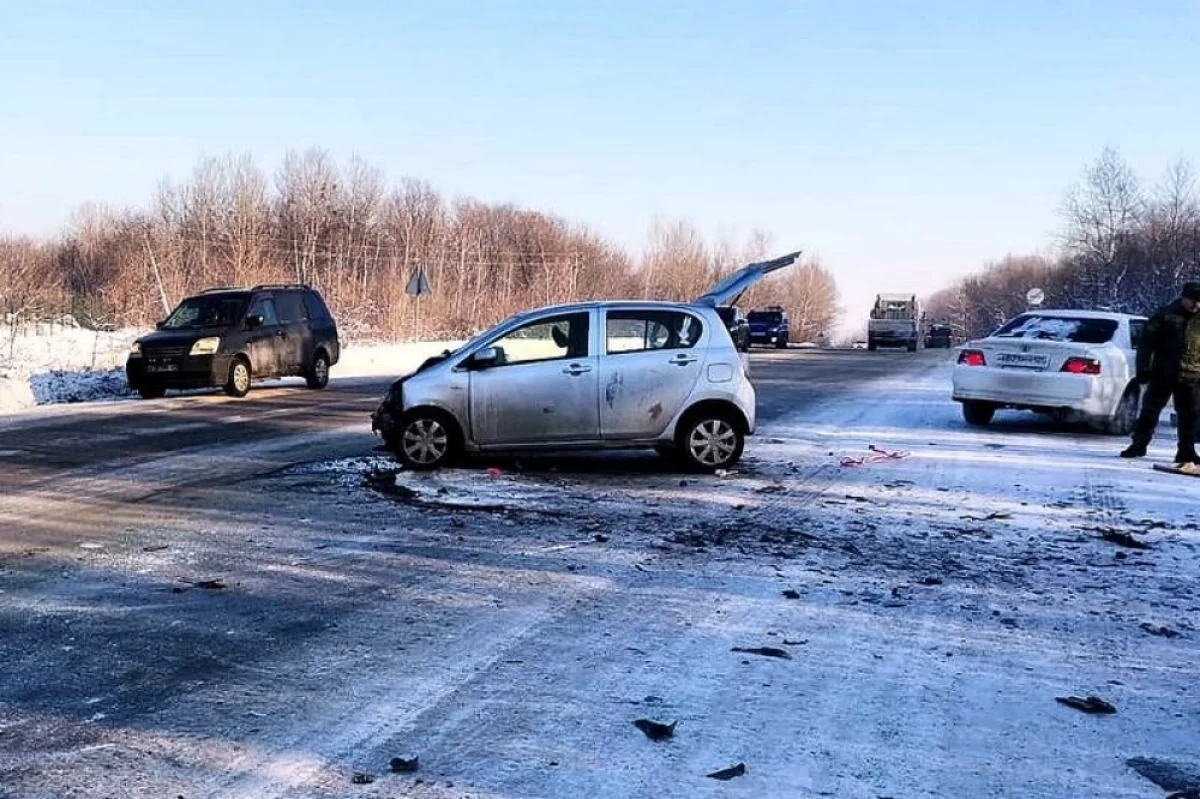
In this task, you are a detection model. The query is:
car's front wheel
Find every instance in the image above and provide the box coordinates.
[224,357,251,398]
[962,400,996,426]
[678,412,745,471]
[396,410,460,471]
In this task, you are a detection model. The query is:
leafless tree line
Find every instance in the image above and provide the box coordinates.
[0,150,840,341]
[927,147,1200,338]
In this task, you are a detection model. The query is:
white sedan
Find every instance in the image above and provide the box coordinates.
[951,310,1146,433]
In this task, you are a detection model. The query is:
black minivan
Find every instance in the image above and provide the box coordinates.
[126,284,340,399]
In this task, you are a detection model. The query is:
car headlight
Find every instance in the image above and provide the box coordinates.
[129,342,142,356]
[189,337,221,356]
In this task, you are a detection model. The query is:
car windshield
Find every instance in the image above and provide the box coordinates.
[162,294,250,330]
[748,311,782,323]
[993,315,1118,344]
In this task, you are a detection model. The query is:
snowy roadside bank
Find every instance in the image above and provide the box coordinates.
[0,321,457,414]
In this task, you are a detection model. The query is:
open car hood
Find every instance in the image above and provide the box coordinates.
[695,250,802,308]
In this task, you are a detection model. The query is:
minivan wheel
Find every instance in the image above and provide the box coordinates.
[397,411,459,471]
[962,401,995,427]
[224,358,251,398]
[680,413,745,471]
[137,385,166,400]
[306,351,330,390]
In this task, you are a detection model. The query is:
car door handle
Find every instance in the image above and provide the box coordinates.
[275,329,285,338]
[562,363,592,376]
[669,355,697,366]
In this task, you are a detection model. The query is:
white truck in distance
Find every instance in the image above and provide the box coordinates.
[868,293,922,352]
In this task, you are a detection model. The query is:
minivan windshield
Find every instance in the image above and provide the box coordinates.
[993,314,1118,344]
[747,311,782,324]
[162,293,250,330]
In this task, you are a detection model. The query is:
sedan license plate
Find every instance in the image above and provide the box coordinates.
[996,352,1049,370]
[147,363,179,373]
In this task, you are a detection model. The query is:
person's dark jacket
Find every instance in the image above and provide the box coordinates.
[1137,299,1195,384]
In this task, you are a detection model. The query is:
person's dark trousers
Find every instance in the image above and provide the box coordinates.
[1133,379,1200,462]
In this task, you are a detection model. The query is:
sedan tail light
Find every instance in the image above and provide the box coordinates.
[1062,357,1102,375]
[958,349,986,367]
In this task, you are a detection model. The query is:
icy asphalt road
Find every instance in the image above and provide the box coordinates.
[2,350,1198,798]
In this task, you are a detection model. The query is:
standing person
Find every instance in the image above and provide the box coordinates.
[1121,282,1200,469]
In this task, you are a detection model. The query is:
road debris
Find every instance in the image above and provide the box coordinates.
[351,773,375,784]
[1099,530,1150,549]
[731,646,792,660]
[1127,757,1200,793]
[1140,622,1181,638]
[1055,695,1116,714]
[141,544,169,552]
[781,589,801,599]
[389,756,420,773]
[633,718,676,741]
[707,763,746,781]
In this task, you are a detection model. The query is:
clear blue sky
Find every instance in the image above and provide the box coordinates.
[2,0,1198,331]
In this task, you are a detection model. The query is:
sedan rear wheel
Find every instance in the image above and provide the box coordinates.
[962,400,996,427]
[681,414,744,471]
[1104,386,1140,436]
[397,411,458,471]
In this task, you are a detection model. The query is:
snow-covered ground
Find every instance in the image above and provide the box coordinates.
[0,320,457,413]
[3,355,1196,797]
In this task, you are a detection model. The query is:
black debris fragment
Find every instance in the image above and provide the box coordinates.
[1100,530,1150,550]
[919,576,944,586]
[1056,695,1116,714]
[389,756,419,773]
[707,763,746,781]
[351,773,375,785]
[1127,756,1200,793]
[1140,623,1182,638]
[781,589,801,600]
[633,719,676,741]
[731,646,792,660]
[142,544,169,552]
[193,579,227,590]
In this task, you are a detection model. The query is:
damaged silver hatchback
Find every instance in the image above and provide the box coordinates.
[371,252,799,471]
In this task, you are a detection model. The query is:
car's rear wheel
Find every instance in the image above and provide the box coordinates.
[1104,386,1140,436]
[396,410,460,471]
[867,341,877,352]
[678,412,745,472]
[962,401,996,427]
[224,357,251,398]
[136,385,166,400]
[306,350,330,389]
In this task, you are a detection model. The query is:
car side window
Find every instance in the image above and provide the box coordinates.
[248,298,280,326]
[303,292,332,322]
[606,310,702,354]
[487,312,589,366]
[1129,320,1146,348]
[276,292,308,323]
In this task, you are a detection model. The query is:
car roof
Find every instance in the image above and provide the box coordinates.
[1015,309,1146,321]
[511,299,714,319]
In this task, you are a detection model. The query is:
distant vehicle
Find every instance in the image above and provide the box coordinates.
[851,340,868,350]
[126,284,340,399]
[925,324,953,349]
[371,252,801,472]
[869,294,922,352]
[715,305,751,352]
[951,309,1145,433]
[747,306,790,348]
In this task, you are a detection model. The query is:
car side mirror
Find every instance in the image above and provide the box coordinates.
[469,346,500,370]
[155,320,166,330]
[246,314,264,330]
